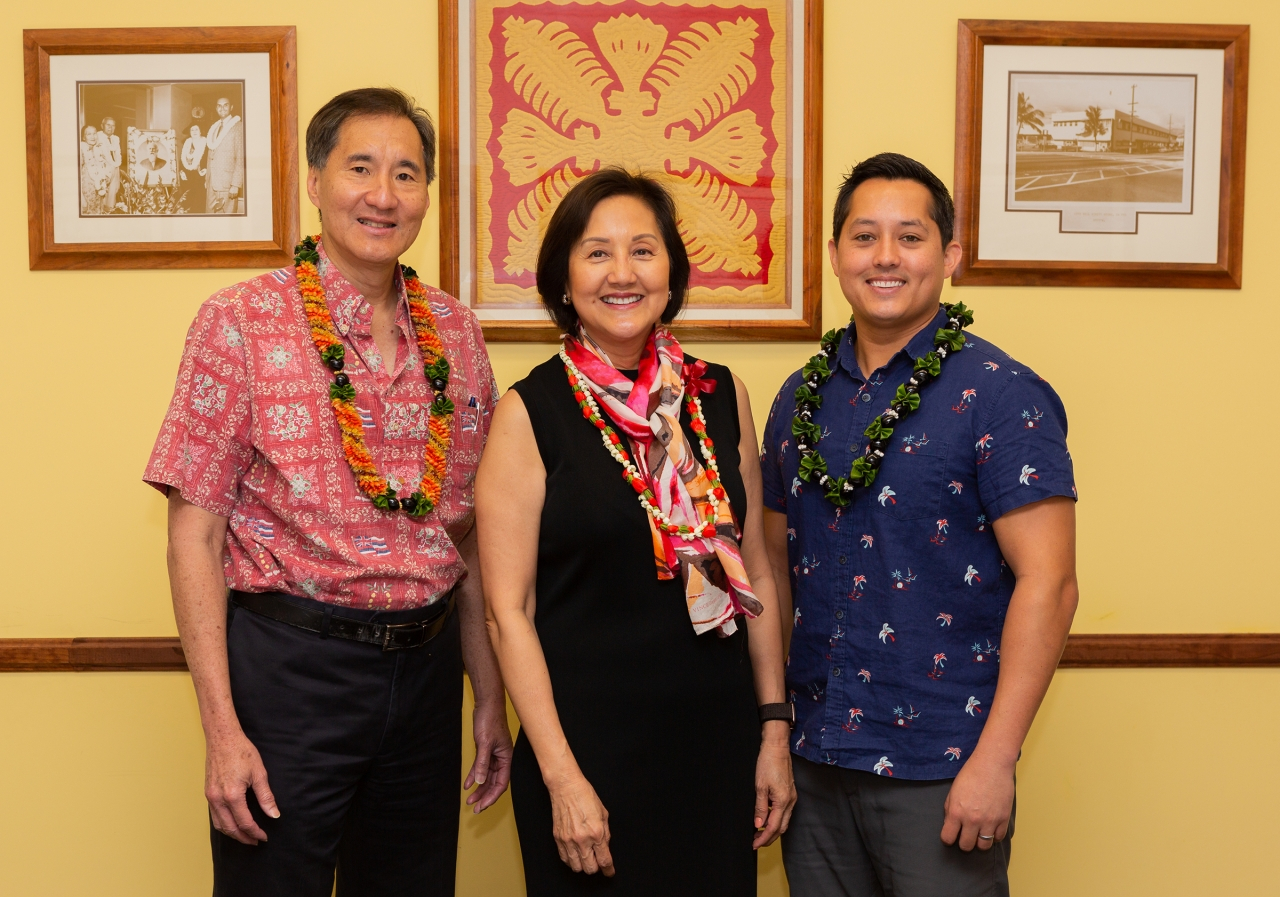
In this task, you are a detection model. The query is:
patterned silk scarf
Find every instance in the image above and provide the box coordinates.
[563,328,764,636]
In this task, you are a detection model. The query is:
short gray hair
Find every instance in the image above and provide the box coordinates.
[305,87,436,185]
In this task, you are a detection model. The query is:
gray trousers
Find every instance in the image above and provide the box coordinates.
[782,756,1014,897]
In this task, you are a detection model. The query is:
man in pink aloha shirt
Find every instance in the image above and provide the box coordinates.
[145,88,510,897]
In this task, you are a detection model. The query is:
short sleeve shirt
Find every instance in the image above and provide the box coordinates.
[760,306,1076,779]
[144,245,497,610]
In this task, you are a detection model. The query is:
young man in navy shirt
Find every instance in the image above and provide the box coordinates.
[761,153,1078,895]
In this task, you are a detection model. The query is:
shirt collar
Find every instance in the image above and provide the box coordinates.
[904,305,948,361]
[317,241,408,337]
[835,305,948,380]
[835,317,862,379]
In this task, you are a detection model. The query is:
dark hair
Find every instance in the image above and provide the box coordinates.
[306,87,436,185]
[536,168,690,333]
[831,153,955,246]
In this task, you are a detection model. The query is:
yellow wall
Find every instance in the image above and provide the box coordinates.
[2,0,1278,894]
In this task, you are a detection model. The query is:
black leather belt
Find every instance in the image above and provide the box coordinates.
[229,589,455,651]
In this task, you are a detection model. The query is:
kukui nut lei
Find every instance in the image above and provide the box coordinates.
[793,302,974,508]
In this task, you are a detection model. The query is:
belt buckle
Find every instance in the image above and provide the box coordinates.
[380,620,423,651]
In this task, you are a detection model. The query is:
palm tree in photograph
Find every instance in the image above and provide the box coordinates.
[1078,105,1109,152]
[1016,92,1045,149]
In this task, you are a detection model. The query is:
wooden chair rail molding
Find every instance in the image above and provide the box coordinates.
[1,634,1279,672]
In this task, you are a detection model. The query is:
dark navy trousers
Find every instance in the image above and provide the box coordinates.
[212,597,463,897]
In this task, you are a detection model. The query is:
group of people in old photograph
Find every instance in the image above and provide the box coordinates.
[78,87,244,216]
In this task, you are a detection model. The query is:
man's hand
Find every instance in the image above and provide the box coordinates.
[229,186,240,197]
[940,752,1015,851]
[464,700,513,813]
[752,722,796,848]
[939,497,1076,852]
[168,493,278,845]
[205,725,279,845]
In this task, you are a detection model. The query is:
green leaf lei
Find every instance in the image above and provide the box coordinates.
[793,302,974,508]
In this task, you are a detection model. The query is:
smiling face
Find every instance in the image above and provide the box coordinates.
[216,98,231,120]
[828,178,961,334]
[567,194,671,366]
[82,126,96,144]
[189,125,201,139]
[306,113,429,272]
[101,118,114,136]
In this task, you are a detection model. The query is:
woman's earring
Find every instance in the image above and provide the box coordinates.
[667,290,672,302]
[562,292,571,305]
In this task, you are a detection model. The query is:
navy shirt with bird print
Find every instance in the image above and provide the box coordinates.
[761,305,1076,779]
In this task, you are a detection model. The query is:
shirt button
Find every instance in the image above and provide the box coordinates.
[861,393,871,403]
[839,555,847,564]
[832,667,842,677]
[835,610,845,620]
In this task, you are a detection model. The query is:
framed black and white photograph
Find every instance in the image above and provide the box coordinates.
[953,20,1249,289]
[1006,72,1195,233]
[77,81,248,218]
[25,27,298,270]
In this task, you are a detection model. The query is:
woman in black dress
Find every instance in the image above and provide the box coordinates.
[477,169,795,895]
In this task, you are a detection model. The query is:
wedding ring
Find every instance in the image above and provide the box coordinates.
[978,834,995,840]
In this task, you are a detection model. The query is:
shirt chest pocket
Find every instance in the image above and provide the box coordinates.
[869,439,949,521]
[452,395,486,448]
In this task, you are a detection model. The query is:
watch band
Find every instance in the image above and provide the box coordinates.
[758,702,795,728]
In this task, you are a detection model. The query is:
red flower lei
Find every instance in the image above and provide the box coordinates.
[294,235,452,515]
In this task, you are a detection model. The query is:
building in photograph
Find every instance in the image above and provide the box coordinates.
[1043,108,1180,152]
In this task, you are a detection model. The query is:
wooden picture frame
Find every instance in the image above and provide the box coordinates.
[24,26,299,270]
[439,0,823,341]
[952,20,1249,289]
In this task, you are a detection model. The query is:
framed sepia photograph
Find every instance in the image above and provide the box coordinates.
[439,0,824,340]
[952,20,1249,289]
[24,27,298,270]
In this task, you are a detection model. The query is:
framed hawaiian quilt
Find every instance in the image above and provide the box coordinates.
[439,0,823,339]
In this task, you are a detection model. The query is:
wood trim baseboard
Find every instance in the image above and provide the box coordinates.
[1,633,1279,672]
[1057,633,1280,667]
[0,638,186,672]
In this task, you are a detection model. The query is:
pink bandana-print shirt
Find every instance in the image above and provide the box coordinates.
[144,244,497,610]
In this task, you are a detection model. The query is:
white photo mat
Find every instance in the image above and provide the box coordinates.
[978,45,1224,265]
[50,52,274,244]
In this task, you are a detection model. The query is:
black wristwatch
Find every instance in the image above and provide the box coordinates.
[759,702,795,728]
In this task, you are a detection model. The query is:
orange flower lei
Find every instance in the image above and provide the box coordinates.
[294,235,452,515]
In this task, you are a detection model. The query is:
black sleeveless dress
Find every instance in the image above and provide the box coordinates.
[510,355,759,896]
